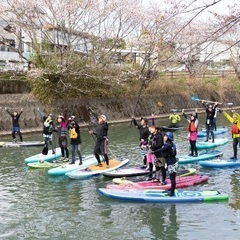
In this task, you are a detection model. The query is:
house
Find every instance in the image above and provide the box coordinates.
[0,20,31,72]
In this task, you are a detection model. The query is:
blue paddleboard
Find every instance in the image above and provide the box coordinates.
[98,188,228,203]
[178,150,223,164]
[197,127,227,138]
[24,148,62,163]
[199,159,240,168]
[48,155,104,176]
[196,138,228,150]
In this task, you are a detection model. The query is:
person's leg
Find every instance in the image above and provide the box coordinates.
[189,140,194,156]
[65,147,69,159]
[101,138,109,166]
[49,138,55,154]
[205,124,209,142]
[104,154,109,166]
[232,138,238,159]
[70,144,75,164]
[94,141,102,164]
[193,140,198,156]
[169,172,176,196]
[61,147,64,158]
[210,126,214,142]
[148,162,153,180]
[12,129,16,141]
[17,131,23,142]
[160,167,166,184]
[155,166,161,181]
[76,144,83,165]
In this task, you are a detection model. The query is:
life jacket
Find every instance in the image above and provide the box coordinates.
[231,123,240,134]
[69,128,78,139]
[189,121,197,132]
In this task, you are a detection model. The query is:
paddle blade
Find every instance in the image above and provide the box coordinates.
[191,96,199,101]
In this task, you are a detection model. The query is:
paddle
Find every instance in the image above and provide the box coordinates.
[191,96,222,104]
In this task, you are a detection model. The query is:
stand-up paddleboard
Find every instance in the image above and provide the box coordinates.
[199,159,240,168]
[98,188,229,203]
[161,126,183,131]
[48,155,104,176]
[108,175,208,190]
[28,162,64,169]
[0,141,44,147]
[197,127,227,138]
[27,160,68,169]
[112,168,197,184]
[65,158,129,179]
[102,167,151,178]
[196,138,228,150]
[178,150,223,164]
[24,148,62,164]
[104,167,196,179]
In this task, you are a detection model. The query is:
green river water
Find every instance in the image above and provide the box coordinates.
[0,115,240,240]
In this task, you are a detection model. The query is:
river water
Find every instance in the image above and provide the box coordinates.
[0,114,240,240]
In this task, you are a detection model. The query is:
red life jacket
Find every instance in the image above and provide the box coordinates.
[189,122,197,132]
[231,124,239,134]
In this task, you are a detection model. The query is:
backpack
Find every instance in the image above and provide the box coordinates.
[69,128,78,139]
[231,124,239,134]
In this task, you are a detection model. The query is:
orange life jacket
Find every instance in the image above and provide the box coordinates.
[189,122,197,132]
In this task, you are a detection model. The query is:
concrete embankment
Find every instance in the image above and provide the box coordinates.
[0,91,240,136]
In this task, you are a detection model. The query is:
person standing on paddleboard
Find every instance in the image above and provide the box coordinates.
[223,110,240,160]
[132,115,150,168]
[37,108,55,155]
[182,108,199,157]
[151,132,178,196]
[202,101,218,143]
[56,114,69,162]
[5,107,23,142]
[148,125,165,183]
[89,115,109,167]
[68,116,83,165]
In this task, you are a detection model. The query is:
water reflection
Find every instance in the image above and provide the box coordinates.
[229,169,240,210]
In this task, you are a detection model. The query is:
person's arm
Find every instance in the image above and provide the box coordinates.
[152,142,171,154]
[223,111,233,124]
[5,108,13,117]
[131,115,139,128]
[201,101,207,109]
[182,110,190,122]
[18,109,23,118]
[37,108,45,120]
[177,114,181,121]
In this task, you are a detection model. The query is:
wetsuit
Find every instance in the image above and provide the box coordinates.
[133,118,150,166]
[150,131,165,182]
[153,141,178,196]
[93,121,109,165]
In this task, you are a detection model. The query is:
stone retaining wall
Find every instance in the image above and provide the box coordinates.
[0,91,240,135]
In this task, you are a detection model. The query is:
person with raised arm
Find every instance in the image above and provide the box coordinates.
[5,107,23,142]
[182,108,199,157]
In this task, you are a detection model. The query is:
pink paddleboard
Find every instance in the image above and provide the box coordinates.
[107,175,208,190]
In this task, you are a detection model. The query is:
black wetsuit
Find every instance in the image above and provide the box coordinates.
[93,122,109,165]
